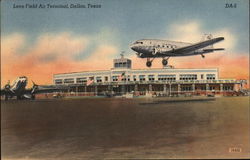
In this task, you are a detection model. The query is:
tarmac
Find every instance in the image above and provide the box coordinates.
[1,96,250,159]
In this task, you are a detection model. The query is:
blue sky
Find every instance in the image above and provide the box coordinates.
[2,0,249,56]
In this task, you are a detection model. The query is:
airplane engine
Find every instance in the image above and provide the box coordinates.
[31,81,39,94]
[4,84,10,90]
[153,48,158,55]
[136,52,144,58]
[3,84,11,100]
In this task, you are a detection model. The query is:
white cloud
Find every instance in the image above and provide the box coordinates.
[32,32,89,61]
[167,21,203,42]
[90,27,120,45]
[166,20,237,52]
[213,29,236,51]
[1,33,26,58]
[1,31,120,86]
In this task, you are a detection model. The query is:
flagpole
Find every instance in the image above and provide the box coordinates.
[125,71,127,94]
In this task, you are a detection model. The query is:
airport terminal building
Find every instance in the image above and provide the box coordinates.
[53,56,246,96]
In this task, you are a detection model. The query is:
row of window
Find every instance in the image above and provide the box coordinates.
[133,41,178,49]
[206,74,216,80]
[180,74,197,80]
[155,44,177,49]
[181,86,233,91]
[181,86,192,91]
[114,62,131,68]
[54,74,216,84]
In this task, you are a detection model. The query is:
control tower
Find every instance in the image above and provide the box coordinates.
[113,54,131,69]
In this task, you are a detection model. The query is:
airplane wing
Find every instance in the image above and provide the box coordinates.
[1,89,7,95]
[172,37,224,54]
[1,88,13,95]
[25,85,69,94]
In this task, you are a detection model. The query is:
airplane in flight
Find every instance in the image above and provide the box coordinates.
[1,76,67,100]
[130,34,225,67]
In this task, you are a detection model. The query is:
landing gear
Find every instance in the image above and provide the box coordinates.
[4,95,9,101]
[162,57,170,66]
[146,61,152,67]
[146,57,170,67]
[17,96,22,100]
[162,59,168,66]
[146,57,155,67]
[31,94,36,100]
[201,54,205,58]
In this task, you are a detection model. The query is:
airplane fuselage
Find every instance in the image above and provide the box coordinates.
[131,39,212,58]
[130,36,224,67]
[9,76,28,96]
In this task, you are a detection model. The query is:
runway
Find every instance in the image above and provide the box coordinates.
[1,96,250,159]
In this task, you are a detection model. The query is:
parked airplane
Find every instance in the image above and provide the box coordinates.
[1,76,67,100]
[130,34,225,67]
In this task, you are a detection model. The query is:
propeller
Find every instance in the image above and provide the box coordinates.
[4,80,11,90]
[136,52,143,58]
[31,80,39,94]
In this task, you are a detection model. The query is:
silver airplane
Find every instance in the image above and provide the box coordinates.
[130,34,225,67]
[1,76,67,100]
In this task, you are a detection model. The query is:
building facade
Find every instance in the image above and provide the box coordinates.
[53,56,246,96]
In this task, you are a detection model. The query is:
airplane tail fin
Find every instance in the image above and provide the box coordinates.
[201,34,213,49]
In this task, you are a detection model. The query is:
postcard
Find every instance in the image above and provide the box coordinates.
[1,0,249,159]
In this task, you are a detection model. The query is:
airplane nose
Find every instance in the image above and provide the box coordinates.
[130,44,137,51]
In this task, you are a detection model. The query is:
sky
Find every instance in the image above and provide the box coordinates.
[1,0,249,87]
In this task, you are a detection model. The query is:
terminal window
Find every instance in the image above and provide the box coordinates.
[139,75,146,81]
[115,63,119,68]
[105,76,108,81]
[76,77,87,83]
[133,75,137,81]
[96,77,102,83]
[114,61,131,68]
[200,86,206,90]
[112,76,118,81]
[180,74,197,80]
[223,86,233,90]
[114,62,125,68]
[158,75,176,81]
[64,78,74,84]
[209,86,215,90]
[181,86,192,91]
[127,76,130,81]
[206,74,216,80]
[55,79,63,84]
[148,75,155,81]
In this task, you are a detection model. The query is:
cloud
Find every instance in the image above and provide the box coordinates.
[1,32,118,87]
[82,45,118,70]
[213,29,236,52]
[167,21,203,42]
[166,20,237,52]
[1,33,26,62]
[30,32,89,63]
